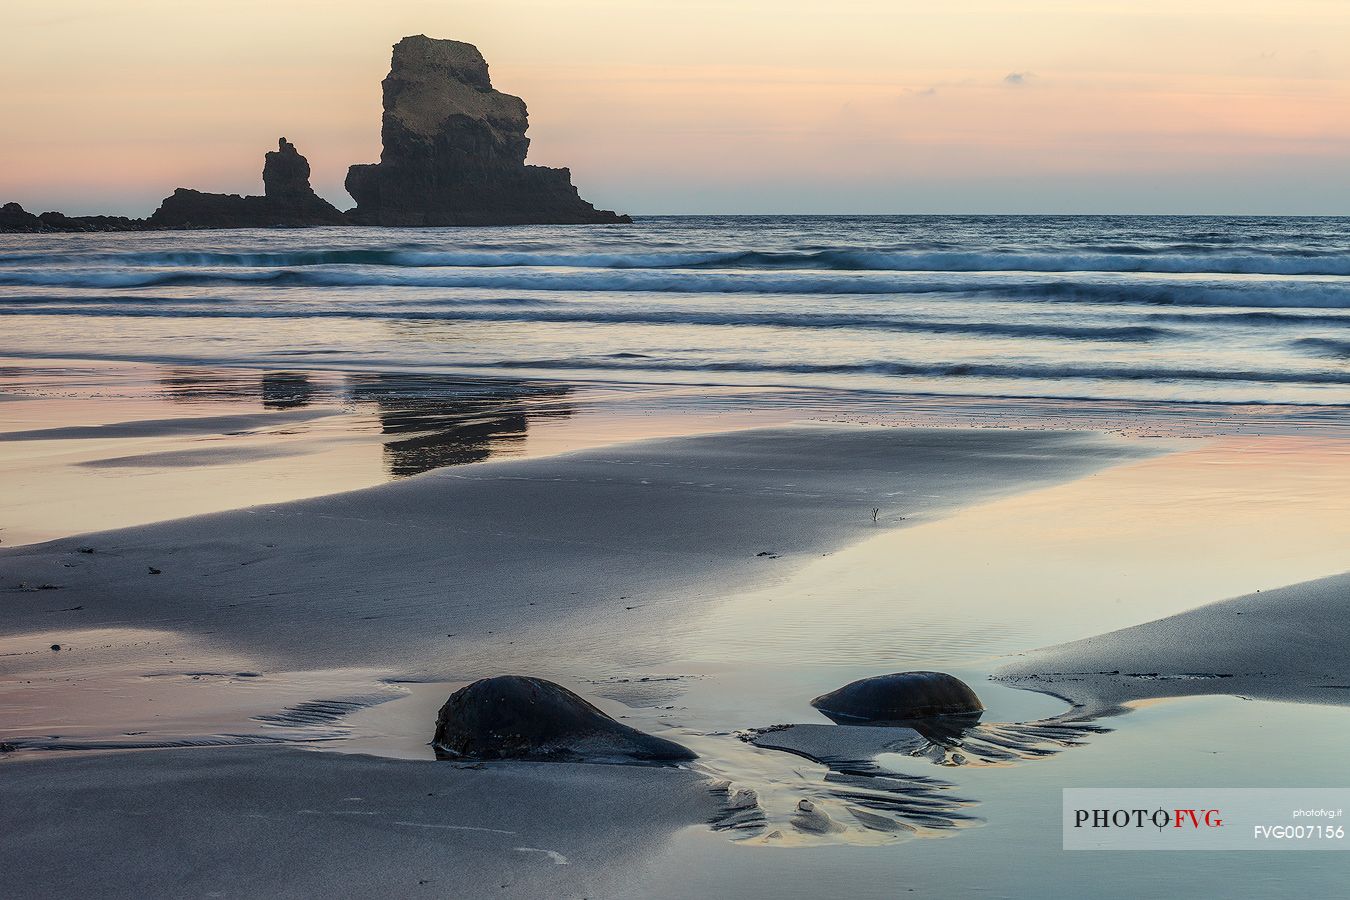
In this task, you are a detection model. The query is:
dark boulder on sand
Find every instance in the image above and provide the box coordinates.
[811,671,983,724]
[346,35,630,226]
[433,675,695,764]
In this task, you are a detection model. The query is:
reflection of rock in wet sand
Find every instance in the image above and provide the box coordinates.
[261,372,316,409]
[159,368,265,403]
[349,374,573,477]
[152,366,575,477]
[159,368,319,409]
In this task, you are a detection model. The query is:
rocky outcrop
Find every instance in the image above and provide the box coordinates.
[148,138,346,228]
[0,202,141,233]
[263,138,317,199]
[432,675,694,763]
[2,140,345,232]
[346,36,629,226]
[0,203,41,231]
[2,36,631,231]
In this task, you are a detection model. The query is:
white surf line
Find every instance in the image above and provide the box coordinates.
[392,821,517,835]
[514,847,570,865]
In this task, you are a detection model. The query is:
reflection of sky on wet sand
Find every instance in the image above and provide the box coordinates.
[670,435,1350,716]
[604,435,1350,859]
[0,360,770,545]
[650,693,1350,898]
[0,625,403,751]
[4,357,1343,549]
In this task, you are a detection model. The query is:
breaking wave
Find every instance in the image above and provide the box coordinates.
[0,266,1346,309]
[452,356,1350,387]
[0,300,1174,342]
[4,246,1350,276]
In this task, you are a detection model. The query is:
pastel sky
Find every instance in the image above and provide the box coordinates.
[4,1,1348,215]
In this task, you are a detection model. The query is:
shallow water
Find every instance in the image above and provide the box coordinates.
[0,360,778,544]
[3,215,1349,406]
[1,358,1341,546]
[650,695,1350,899]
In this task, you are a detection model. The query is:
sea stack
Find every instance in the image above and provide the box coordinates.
[148,138,347,228]
[346,35,630,226]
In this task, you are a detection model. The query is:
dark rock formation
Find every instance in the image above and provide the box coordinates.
[263,138,316,199]
[0,202,41,231]
[2,37,631,231]
[0,202,140,233]
[37,211,142,231]
[2,140,344,232]
[810,671,984,724]
[148,138,346,228]
[432,675,695,764]
[346,36,629,226]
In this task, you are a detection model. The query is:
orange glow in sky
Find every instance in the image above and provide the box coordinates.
[3,1,1347,214]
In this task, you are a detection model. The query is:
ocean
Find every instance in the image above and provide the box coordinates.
[2,215,1348,407]
[4,216,1350,899]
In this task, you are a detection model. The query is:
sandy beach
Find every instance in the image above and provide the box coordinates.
[997,571,1350,712]
[3,356,1348,897]
[0,424,1143,678]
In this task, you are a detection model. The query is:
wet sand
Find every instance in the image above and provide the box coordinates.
[0,746,716,899]
[0,359,776,546]
[1,425,1142,737]
[0,419,1149,897]
[3,361,1350,898]
[997,571,1350,713]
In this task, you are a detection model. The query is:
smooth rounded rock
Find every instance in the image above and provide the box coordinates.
[810,671,984,723]
[432,675,696,764]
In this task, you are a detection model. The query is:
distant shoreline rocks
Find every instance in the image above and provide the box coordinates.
[2,36,628,232]
[1,202,142,233]
[146,138,347,229]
